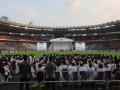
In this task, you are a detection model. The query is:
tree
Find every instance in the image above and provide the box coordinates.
[28,21,33,25]
[0,16,9,21]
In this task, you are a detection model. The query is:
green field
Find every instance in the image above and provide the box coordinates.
[1,50,120,59]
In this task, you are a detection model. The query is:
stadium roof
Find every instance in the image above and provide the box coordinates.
[0,19,120,30]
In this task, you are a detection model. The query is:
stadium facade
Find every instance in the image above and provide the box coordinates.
[0,20,120,51]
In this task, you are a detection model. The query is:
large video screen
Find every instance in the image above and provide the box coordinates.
[75,42,85,50]
[36,42,47,50]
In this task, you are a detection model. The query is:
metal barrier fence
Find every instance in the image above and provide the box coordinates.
[108,80,120,90]
[0,80,120,90]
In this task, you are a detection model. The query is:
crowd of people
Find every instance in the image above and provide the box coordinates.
[37,54,120,81]
[0,53,119,89]
[0,54,120,82]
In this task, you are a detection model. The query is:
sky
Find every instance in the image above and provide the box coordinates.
[0,0,120,26]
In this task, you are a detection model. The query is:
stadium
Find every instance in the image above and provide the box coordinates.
[0,19,120,51]
[0,0,120,90]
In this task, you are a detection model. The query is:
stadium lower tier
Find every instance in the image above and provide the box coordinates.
[0,40,120,51]
[0,42,36,51]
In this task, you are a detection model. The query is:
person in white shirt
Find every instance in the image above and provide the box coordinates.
[60,62,68,72]
[36,63,45,72]
[93,60,98,70]
[87,63,96,80]
[109,61,116,72]
[68,63,77,80]
[15,59,20,74]
[96,64,105,72]
[104,63,111,71]
[79,63,87,72]
[31,66,35,79]
[79,63,88,80]
[4,62,10,82]
[96,63,105,80]
[56,63,64,80]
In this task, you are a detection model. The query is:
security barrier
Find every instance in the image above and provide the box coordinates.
[108,80,120,90]
[0,80,120,90]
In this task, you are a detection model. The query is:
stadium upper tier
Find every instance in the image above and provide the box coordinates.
[0,19,120,34]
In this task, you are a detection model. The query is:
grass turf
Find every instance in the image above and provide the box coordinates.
[0,50,120,59]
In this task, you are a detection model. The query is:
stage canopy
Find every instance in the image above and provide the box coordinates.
[50,38,73,51]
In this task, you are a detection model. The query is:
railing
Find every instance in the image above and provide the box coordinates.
[107,80,120,90]
[0,82,33,90]
[0,80,120,90]
[43,80,107,90]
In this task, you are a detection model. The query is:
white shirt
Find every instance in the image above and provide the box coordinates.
[96,68,105,72]
[31,67,35,78]
[36,66,45,72]
[84,64,89,68]
[109,63,115,71]
[56,66,64,80]
[68,65,77,80]
[79,66,87,72]
[104,67,111,71]
[60,65,68,71]
[87,67,95,72]
[93,63,98,70]
[68,65,77,75]
[87,67,96,80]
[4,65,10,75]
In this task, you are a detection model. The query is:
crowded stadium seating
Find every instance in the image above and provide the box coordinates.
[0,42,36,51]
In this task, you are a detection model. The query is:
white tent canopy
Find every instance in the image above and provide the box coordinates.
[50,38,73,51]
[50,38,73,42]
